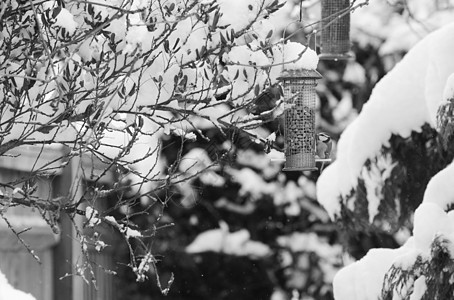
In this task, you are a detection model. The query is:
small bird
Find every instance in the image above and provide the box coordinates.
[249,84,283,116]
[316,132,332,159]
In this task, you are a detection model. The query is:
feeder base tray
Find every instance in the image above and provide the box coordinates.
[283,153,316,171]
[315,158,332,163]
[282,166,318,172]
[319,52,355,61]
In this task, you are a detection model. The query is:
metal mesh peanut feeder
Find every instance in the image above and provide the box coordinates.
[319,0,352,60]
[278,69,322,171]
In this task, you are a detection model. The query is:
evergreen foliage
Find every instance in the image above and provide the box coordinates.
[382,237,454,300]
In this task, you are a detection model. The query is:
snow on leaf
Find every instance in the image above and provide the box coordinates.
[53,8,78,37]
[227,167,277,199]
[317,22,454,219]
[199,171,225,186]
[85,207,101,227]
[186,228,225,253]
[266,148,285,161]
[409,276,427,300]
[423,161,454,210]
[125,227,142,239]
[179,148,214,175]
[333,245,411,300]
[171,128,197,141]
[361,153,397,223]
[216,0,262,32]
[95,240,107,252]
[334,200,454,300]
[343,61,366,85]
[266,132,276,142]
[442,73,454,102]
[186,228,271,258]
[12,187,24,196]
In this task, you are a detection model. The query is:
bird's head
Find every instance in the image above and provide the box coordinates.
[317,132,331,142]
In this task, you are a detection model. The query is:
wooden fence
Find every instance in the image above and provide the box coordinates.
[0,145,117,300]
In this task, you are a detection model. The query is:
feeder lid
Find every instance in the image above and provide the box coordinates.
[277,69,322,80]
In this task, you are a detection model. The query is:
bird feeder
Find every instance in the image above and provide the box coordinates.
[319,0,352,60]
[278,69,322,171]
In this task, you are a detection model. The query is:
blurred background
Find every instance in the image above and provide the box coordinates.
[108,1,454,300]
[2,1,452,300]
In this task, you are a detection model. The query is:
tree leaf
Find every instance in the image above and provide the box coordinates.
[243,68,248,79]
[266,30,273,39]
[233,69,240,81]
[168,3,175,12]
[173,38,180,50]
[137,115,144,128]
[128,83,136,97]
[220,33,227,45]
[52,6,62,19]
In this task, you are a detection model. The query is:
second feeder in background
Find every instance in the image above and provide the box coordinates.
[319,0,353,60]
